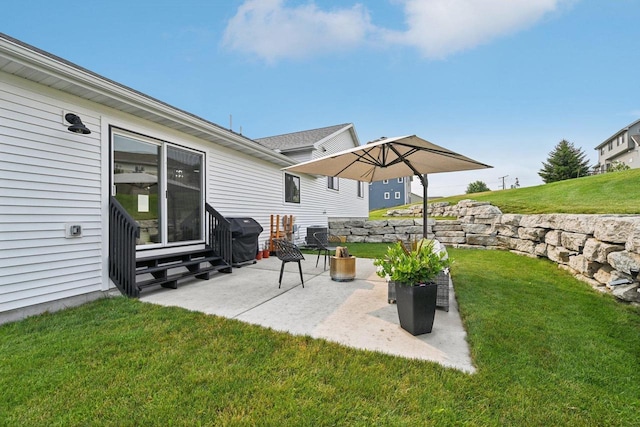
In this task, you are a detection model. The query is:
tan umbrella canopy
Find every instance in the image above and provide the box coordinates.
[284,135,492,237]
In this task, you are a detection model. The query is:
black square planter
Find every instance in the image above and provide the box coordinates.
[395,282,438,335]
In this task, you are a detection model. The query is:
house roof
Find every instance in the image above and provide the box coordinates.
[595,117,640,150]
[0,33,295,168]
[255,123,354,152]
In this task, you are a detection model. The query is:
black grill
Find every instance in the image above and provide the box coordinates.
[227,217,264,266]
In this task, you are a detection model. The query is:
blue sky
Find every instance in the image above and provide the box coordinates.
[4,0,640,196]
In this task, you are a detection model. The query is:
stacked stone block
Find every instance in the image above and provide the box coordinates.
[328,217,434,244]
[329,200,640,303]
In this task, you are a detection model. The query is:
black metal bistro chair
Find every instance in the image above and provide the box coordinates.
[313,232,341,270]
[273,239,305,288]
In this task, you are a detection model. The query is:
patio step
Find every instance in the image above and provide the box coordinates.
[135,248,231,292]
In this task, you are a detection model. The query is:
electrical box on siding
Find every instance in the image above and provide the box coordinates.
[65,224,82,238]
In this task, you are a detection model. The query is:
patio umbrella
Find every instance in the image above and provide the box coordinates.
[284,135,492,237]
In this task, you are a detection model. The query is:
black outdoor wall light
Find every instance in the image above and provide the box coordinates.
[65,113,91,134]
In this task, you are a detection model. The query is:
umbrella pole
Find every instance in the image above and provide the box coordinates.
[419,173,428,238]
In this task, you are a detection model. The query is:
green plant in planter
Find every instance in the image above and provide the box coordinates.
[374,239,451,285]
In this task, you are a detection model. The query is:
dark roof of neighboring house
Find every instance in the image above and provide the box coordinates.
[255,123,352,151]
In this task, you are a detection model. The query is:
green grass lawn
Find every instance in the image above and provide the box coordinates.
[2,248,639,425]
[370,168,640,218]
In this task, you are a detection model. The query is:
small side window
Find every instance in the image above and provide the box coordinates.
[284,173,300,203]
[327,176,339,190]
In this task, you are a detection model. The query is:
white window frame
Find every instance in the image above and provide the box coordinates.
[384,192,390,200]
[284,173,300,204]
[111,128,205,248]
[394,191,401,199]
[328,176,339,191]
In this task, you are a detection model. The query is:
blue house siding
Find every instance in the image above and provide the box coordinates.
[369,178,410,210]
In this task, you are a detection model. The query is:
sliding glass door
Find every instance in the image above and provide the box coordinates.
[167,146,202,243]
[112,131,204,247]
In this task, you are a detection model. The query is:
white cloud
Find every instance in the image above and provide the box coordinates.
[222,0,574,62]
[385,0,567,58]
[222,0,375,63]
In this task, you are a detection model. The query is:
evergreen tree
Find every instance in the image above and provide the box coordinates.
[538,140,590,183]
[466,180,490,194]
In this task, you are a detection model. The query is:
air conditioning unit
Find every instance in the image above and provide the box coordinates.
[305,226,327,247]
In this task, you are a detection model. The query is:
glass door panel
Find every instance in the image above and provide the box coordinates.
[113,135,161,246]
[167,146,203,243]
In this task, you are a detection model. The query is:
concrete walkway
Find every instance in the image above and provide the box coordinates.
[140,255,475,373]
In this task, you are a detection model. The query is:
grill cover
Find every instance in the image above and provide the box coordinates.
[227,217,264,264]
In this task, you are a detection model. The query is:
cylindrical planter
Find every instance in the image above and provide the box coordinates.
[330,256,356,281]
[395,282,437,335]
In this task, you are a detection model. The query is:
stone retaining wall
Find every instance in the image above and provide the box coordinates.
[329,200,640,304]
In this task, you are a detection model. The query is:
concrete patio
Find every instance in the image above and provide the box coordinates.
[140,254,476,373]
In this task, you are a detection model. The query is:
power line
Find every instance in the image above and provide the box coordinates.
[498,175,508,190]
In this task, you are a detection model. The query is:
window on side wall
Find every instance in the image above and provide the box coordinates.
[395,192,401,199]
[397,178,404,183]
[382,179,388,184]
[284,173,300,203]
[327,176,339,190]
[384,192,390,200]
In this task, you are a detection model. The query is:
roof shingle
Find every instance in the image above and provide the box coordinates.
[255,123,351,151]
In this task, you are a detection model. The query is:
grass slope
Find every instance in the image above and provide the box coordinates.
[370,168,640,216]
[1,249,639,425]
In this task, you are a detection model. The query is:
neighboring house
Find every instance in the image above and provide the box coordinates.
[255,123,367,222]
[0,33,368,322]
[368,177,412,210]
[594,118,640,172]
[409,192,424,205]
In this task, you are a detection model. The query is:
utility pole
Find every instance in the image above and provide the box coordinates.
[498,175,508,190]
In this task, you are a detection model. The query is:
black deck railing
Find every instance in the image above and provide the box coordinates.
[109,199,232,298]
[109,196,140,297]
[206,203,232,267]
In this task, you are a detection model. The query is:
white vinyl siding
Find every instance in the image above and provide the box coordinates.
[0,75,103,312]
[207,138,366,247]
[311,126,353,160]
[0,52,369,317]
[207,126,367,247]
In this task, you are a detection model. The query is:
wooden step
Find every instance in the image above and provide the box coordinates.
[135,247,232,293]
[136,248,216,268]
[136,255,224,276]
[137,264,231,290]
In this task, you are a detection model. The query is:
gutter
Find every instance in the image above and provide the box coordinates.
[0,33,295,168]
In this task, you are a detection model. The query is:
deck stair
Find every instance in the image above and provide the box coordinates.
[110,197,233,298]
[135,248,231,291]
